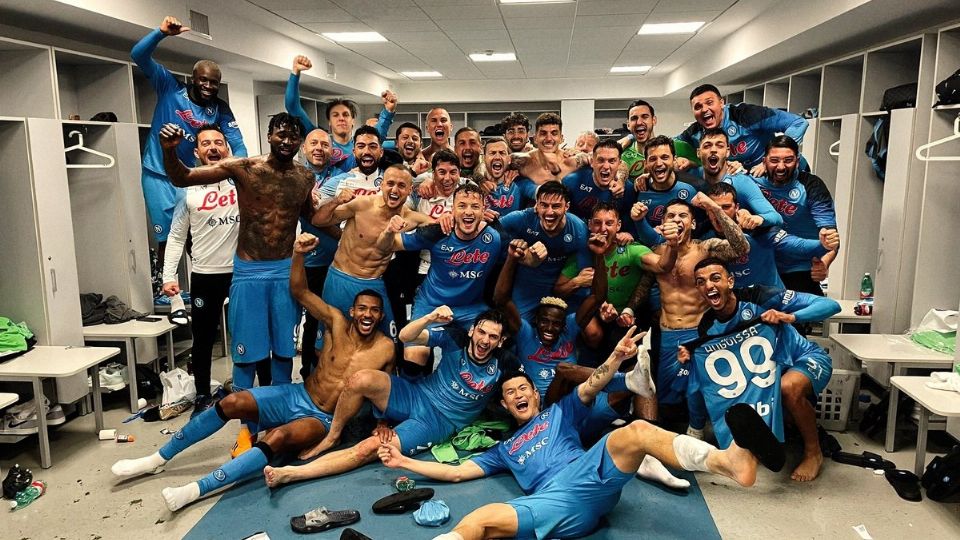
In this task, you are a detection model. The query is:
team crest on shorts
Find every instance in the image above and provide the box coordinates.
[154,224,162,233]
[741,309,754,320]
[195,297,205,308]
[213,469,226,482]
[482,232,493,244]
[788,188,801,200]
[563,233,573,243]
[236,343,246,355]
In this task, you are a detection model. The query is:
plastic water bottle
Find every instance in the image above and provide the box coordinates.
[859,273,874,300]
[9,480,45,510]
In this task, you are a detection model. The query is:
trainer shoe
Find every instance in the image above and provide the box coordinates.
[231,426,255,459]
[190,394,216,420]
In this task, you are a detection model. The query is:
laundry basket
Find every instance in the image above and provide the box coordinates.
[816,369,859,431]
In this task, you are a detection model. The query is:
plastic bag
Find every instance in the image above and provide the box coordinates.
[160,367,196,406]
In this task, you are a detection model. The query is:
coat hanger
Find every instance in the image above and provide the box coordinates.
[828,140,841,157]
[916,114,960,162]
[64,130,116,169]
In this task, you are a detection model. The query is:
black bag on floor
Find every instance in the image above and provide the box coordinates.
[880,83,918,111]
[922,445,960,502]
[934,69,960,107]
[135,364,163,400]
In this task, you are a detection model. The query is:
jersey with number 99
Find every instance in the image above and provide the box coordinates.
[686,318,795,448]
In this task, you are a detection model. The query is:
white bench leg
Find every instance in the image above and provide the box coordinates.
[915,407,930,476]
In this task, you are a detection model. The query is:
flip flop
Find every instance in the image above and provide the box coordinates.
[340,529,373,540]
[371,488,435,514]
[818,426,842,458]
[831,451,895,470]
[290,507,360,534]
[724,403,786,472]
[885,469,922,502]
[168,309,190,326]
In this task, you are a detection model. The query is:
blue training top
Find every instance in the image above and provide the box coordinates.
[284,73,394,173]
[401,224,502,308]
[515,313,580,395]
[676,103,807,170]
[472,390,591,494]
[753,170,838,272]
[499,209,592,317]
[132,29,248,176]
[421,327,502,428]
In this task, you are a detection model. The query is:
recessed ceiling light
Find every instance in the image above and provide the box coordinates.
[637,22,705,35]
[469,52,517,62]
[321,32,388,43]
[500,0,574,4]
[401,71,443,78]
[610,65,651,73]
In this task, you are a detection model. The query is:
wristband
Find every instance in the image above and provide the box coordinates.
[621,307,635,318]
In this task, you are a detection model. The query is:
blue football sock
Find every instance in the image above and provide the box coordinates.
[159,405,228,461]
[197,447,268,496]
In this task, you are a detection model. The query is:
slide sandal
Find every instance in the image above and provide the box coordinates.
[724,403,786,472]
[818,426,842,458]
[168,309,190,326]
[885,469,922,502]
[372,488,435,514]
[831,451,895,470]
[340,529,373,540]
[290,507,360,534]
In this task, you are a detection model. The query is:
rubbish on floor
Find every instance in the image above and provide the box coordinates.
[9,480,45,510]
[98,429,117,440]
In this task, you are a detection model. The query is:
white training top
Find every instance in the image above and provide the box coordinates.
[330,168,383,198]
[406,192,454,274]
[162,179,240,283]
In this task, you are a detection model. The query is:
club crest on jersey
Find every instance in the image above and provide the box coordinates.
[727,125,737,137]
[563,233,573,243]
[374,177,383,187]
[679,189,689,199]
[482,232,494,244]
[486,363,497,375]
[205,106,215,116]
[741,309,754,320]
[617,245,626,254]
[788,188,801,200]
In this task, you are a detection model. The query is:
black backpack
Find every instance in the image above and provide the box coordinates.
[935,69,960,106]
[880,83,917,111]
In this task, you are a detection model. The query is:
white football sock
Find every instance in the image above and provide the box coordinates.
[673,434,714,472]
[636,455,691,489]
[111,452,167,476]
[625,330,656,398]
[161,482,200,512]
[686,426,705,440]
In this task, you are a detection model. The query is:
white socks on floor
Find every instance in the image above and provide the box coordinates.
[432,533,464,540]
[636,455,691,490]
[625,330,656,398]
[161,482,200,512]
[673,434,714,473]
[111,452,167,476]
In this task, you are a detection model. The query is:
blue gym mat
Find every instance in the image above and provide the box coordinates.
[185,455,720,539]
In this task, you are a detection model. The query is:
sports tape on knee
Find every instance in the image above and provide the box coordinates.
[673,434,713,472]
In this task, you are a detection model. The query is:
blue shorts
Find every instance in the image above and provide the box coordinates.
[657,327,699,405]
[582,393,621,438]
[228,257,298,364]
[248,383,333,430]
[141,167,184,242]
[787,353,833,395]
[508,433,634,539]
[380,375,458,456]
[322,266,396,339]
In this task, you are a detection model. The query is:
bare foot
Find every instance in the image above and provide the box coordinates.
[791,451,823,482]
[264,465,293,488]
[720,442,759,487]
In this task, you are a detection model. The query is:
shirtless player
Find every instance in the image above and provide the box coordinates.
[643,193,749,435]
[510,113,591,185]
[160,113,317,454]
[111,233,394,512]
[312,164,436,338]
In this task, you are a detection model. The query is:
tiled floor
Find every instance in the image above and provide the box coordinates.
[3,354,959,539]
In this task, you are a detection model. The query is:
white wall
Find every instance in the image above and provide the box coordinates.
[560,100,595,144]
[220,67,259,155]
